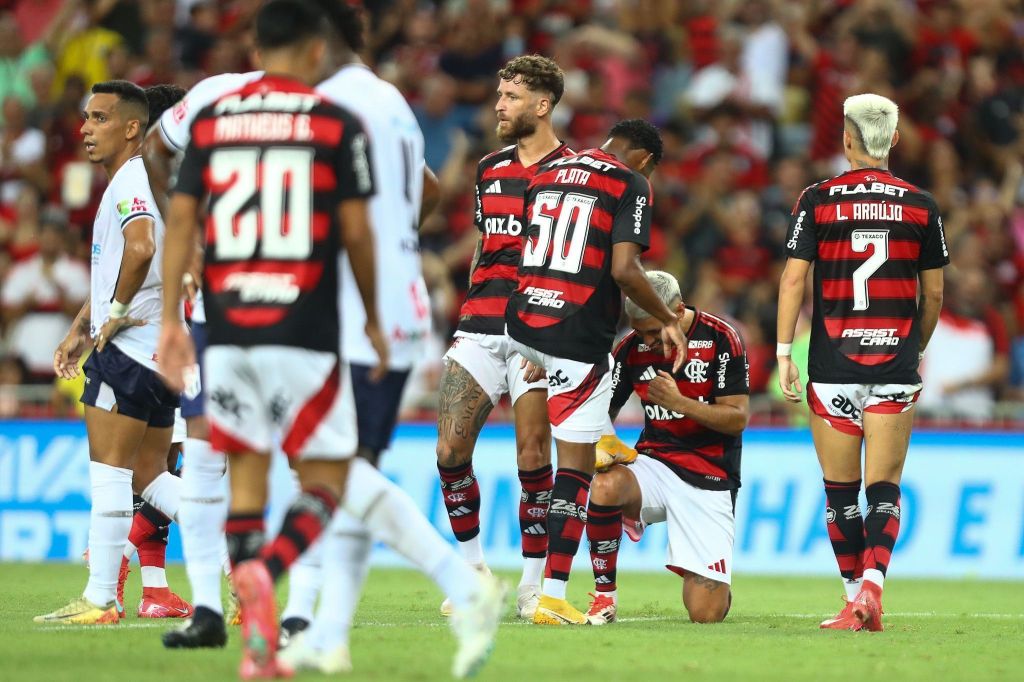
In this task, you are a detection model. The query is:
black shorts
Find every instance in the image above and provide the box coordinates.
[81,343,180,427]
[350,363,410,457]
[180,321,207,419]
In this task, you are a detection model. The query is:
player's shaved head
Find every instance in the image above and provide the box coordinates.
[498,55,564,107]
[91,80,149,129]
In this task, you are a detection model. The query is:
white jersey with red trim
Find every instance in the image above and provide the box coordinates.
[317,63,431,370]
[90,156,169,370]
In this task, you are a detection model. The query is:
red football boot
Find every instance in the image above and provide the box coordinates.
[850,582,884,632]
[233,561,290,679]
[819,598,863,631]
[138,587,194,618]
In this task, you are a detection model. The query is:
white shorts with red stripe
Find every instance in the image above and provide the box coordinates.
[629,454,734,585]
[443,332,547,406]
[204,345,356,460]
[507,338,612,444]
[807,382,922,436]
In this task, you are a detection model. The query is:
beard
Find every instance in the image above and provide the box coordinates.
[496,112,537,143]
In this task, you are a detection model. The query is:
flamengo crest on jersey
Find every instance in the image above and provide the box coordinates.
[785,168,949,384]
[506,148,653,364]
[610,309,748,492]
[173,74,374,352]
[457,142,573,335]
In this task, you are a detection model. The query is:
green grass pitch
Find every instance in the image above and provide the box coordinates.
[2,563,1022,681]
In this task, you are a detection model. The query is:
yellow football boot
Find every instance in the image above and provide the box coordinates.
[595,434,637,472]
[34,597,120,625]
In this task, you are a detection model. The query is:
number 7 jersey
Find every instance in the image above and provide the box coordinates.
[785,167,949,384]
[174,74,374,352]
[506,148,653,364]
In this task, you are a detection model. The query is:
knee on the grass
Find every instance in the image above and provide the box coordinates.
[685,602,728,624]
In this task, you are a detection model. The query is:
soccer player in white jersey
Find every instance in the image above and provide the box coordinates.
[36,81,183,624]
[145,5,504,672]
[274,4,504,676]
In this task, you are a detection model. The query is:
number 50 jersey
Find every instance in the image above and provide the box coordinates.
[786,167,949,384]
[175,75,374,353]
[506,148,652,364]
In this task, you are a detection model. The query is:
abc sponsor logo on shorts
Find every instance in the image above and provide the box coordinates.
[830,395,862,420]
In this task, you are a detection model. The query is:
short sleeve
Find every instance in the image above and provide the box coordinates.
[611,171,651,248]
[784,186,817,261]
[610,335,636,413]
[159,72,249,152]
[172,135,207,200]
[111,166,158,230]
[711,329,750,398]
[918,203,950,271]
[334,111,374,201]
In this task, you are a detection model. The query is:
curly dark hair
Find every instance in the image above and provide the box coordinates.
[144,84,186,125]
[497,55,564,106]
[608,119,663,166]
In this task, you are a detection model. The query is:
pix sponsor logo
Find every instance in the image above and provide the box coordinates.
[484,214,523,236]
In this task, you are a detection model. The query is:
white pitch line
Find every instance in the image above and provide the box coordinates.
[34,622,168,632]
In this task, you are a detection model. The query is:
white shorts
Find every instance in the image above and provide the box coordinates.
[807,382,922,436]
[204,345,356,461]
[629,454,735,585]
[443,332,546,406]
[172,409,186,444]
[507,338,613,444]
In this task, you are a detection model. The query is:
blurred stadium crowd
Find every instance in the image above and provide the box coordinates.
[0,0,1022,426]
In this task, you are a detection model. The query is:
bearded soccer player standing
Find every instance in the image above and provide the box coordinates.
[505,120,687,625]
[586,271,748,625]
[158,1,384,675]
[776,93,948,631]
[435,55,573,619]
[36,81,183,625]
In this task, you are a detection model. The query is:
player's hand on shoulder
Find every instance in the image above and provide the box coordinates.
[156,323,195,393]
[648,370,684,410]
[777,355,803,403]
[95,316,146,352]
[364,321,389,382]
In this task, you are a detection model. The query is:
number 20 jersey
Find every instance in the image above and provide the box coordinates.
[785,167,949,384]
[506,148,652,364]
[175,75,374,352]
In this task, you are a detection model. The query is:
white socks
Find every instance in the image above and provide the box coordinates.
[844,578,863,601]
[542,578,567,601]
[862,568,884,590]
[307,513,371,651]
[180,437,227,614]
[141,471,182,521]
[281,539,323,623]
[520,558,544,587]
[141,566,168,588]
[343,458,479,611]
[457,536,485,566]
[83,461,133,606]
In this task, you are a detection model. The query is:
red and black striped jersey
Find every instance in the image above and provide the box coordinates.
[175,75,374,353]
[457,142,573,335]
[506,148,652,364]
[610,308,748,491]
[786,167,949,384]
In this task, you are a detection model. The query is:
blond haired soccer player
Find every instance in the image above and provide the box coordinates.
[586,271,748,626]
[777,93,947,631]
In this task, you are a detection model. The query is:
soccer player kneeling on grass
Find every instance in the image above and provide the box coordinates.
[585,271,749,625]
